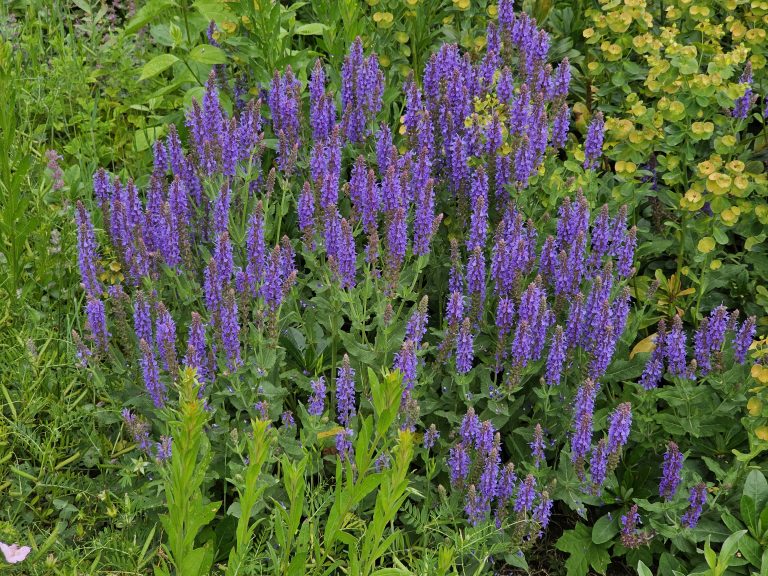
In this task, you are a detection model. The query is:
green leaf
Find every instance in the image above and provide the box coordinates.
[712,226,729,245]
[193,0,233,21]
[188,45,227,65]
[124,0,177,34]
[294,22,328,35]
[742,470,768,532]
[739,534,761,567]
[139,53,179,81]
[719,530,746,563]
[592,514,618,545]
[704,536,716,569]
[637,561,654,576]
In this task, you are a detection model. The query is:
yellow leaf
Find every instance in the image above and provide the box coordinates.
[751,364,768,384]
[318,426,345,440]
[630,333,657,359]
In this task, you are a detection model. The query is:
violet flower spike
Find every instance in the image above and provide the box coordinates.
[583,112,605,170]
[659,441,684,501]
[308,376,326,416]
[336,354,356,426]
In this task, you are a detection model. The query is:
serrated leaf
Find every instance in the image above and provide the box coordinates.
[139,53,179,80]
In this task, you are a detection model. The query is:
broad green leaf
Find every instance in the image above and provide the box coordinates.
[188,45,227,65]
[637,561,654,576]
[719,530,746,564]
[592,514,618,545]
[139,54,179,81]
[295,22,328,35]
[742,470,768,532]
[193,0,233,22]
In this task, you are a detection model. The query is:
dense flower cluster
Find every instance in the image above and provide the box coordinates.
[641,308,756,388]
[448,409,551,534]
[70,3,756,557]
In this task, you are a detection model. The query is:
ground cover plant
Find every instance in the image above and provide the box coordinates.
[0,0,767,575]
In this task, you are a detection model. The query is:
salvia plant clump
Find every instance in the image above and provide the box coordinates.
[72,0,755,565]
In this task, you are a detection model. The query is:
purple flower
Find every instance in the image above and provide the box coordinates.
[551,103,570,149]
[459,408,480,445]
[571,379,598,466]
[133,291,152,345]
[260,246,286,311]
[681,483,707,528]
[246,202,266,292]
[336,354,356,426]
[336,428,354,461]
[86,295,109,353]
[93,168,112,208]
[659,441,684,501]
[75,202,102,297]
[139,338,165,408]
[168,176,189,231]
[694,306,729,376]
[254,401,269,420]
[423,424,439,450]
[309,59,336,141]
[155,303,177,374]
[551,58,570,99]
[183,312,208,384]
[545,326,566,386]
[456,318,474,374]
[413,178,437,256]
[590,438,609,488]
[514,474,536,513]
[155,436,173,462]
[640,319,667,390]
[496,297,515,342]
[532,491,553,537]
[282,411,296,427]
[620,504,642,548]
[122,408,152,452]
[341,37,383,143]
[406,297,429,344]
[466,247,486,313]
[394,340,418,391]
[220,289,241,371]
[468,171,488,251]
[214,231,234,286]
[308,376,326,416]
[732,63,754,119]
[665,315,687,377]
[530,423,546,468]
[298,181,316,237]
[374,452,391,471]
[448,442,471,486]
[606,402,632,455]
[385,207,407,272]
[732,316,756,363]
[213,184,230,237]
[376,124,393,174]
[268,66,301,171]
[583,112,604,170]
[337,218,356,289]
